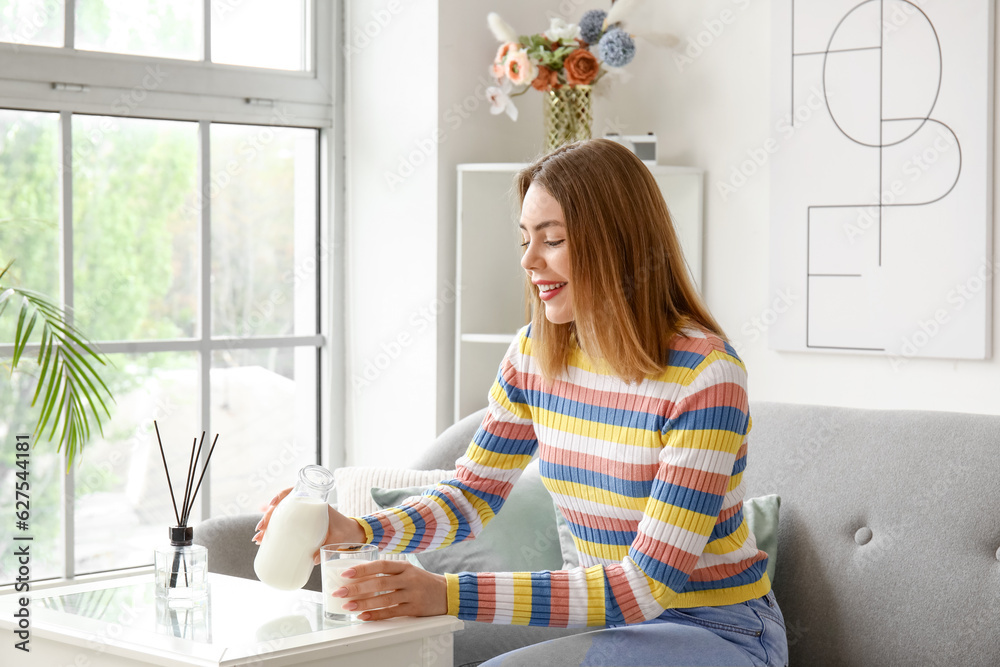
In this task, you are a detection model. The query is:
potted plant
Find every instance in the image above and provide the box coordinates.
[485,4,639,151]
[1,258,113,470]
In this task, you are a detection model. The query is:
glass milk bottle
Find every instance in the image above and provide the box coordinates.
[254,465,335,590]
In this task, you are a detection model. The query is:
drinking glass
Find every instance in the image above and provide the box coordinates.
[320,543,379,623]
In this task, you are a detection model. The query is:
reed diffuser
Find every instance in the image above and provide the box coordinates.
[153,421,220,607]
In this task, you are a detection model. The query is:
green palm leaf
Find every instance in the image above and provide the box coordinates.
[2,260,115,471]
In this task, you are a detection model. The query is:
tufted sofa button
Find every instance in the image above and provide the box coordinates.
[854,527,873,546]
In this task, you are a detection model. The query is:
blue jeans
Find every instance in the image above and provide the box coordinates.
[481,591,789,667]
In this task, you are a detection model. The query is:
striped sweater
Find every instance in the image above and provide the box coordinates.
[356,324,770,627]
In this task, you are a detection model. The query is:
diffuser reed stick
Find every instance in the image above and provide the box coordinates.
[153,421,220,591]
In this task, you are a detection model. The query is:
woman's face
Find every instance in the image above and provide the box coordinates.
[520,183,573,324]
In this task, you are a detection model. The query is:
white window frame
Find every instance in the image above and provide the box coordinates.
[0,0,342,584]
[0,0,333,127]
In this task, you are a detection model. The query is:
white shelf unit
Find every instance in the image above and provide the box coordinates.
[454,163,705,422]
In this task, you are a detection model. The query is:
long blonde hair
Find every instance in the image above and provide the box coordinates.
[517,138,725,384]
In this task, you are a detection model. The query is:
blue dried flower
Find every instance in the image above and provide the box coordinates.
[598,27,636,67]
[579,9,607,44]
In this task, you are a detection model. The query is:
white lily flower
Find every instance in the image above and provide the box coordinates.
[544,17,581,43]
[486,78,518,122]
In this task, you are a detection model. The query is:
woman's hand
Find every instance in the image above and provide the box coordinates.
[330,559,448,621]
[253,487,367,563]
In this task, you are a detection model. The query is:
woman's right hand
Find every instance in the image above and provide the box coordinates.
[253,487,368,563]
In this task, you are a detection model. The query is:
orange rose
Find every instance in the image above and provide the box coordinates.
[563,48,600,86]
[532,65,560,91]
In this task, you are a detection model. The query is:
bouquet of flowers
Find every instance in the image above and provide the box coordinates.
[486,5,639,122]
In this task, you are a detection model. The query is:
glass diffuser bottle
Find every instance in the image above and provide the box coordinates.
[155,525,208,607]
[152,424,219,608]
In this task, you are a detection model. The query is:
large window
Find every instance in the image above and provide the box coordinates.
[0,0,332,583]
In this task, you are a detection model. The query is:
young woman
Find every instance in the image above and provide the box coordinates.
[256,139,788,666]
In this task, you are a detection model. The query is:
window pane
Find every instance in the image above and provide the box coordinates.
[212,0,309,71]
[75,0,201,60]
[211,124,317,337]
[73,115,198,341]
[0,359,64,584]
[0,0,64,47]
[74,351,199,575]
[0,109,67,583]
[210,346,317,516]
[0,109,60,346]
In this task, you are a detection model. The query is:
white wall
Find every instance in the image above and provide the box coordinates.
[344,0,563,464]
[343,0,440,465]
[344,0,1000,466]
[609,0,1000,415]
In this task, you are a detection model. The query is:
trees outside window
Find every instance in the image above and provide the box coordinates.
[0,0,331,584]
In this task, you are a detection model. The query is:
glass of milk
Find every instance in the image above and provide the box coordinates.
[320,543,379,623]
[254,465,336,591]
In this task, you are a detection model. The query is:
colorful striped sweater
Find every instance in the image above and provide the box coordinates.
[357,324,770,627]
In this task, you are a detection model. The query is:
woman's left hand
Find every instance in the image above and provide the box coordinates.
[331,559,448,621]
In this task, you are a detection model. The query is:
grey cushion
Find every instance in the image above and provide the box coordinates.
[193,513,322,592]
[744,401,1000,667]
[409,408,489,470]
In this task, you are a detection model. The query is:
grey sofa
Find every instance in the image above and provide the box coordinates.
[196,402,1000,666]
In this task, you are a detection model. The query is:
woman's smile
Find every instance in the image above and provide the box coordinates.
[536,281,568,301]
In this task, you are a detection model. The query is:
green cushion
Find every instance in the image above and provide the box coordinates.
[554,506,579,569]
[372,470,779,585]
[744,494,781,583]
[370,459,566,574]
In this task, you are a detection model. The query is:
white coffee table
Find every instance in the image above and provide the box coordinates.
[0,572,463,666]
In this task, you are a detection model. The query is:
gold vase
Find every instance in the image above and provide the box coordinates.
[542,85,593,153]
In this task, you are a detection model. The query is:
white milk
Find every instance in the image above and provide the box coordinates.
[322,560,357,618]
[254,496,328,590]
